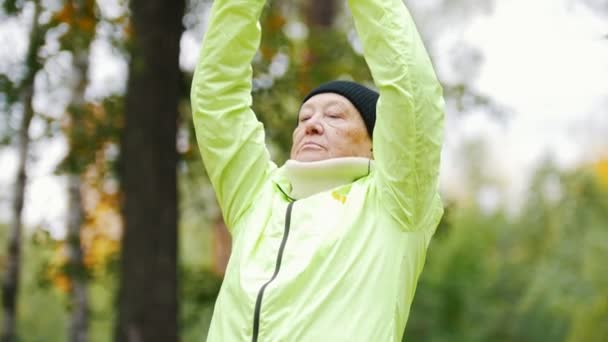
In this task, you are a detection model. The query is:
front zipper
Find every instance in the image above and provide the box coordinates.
[252,201,295,342]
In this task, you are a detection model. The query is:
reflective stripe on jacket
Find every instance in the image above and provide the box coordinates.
[191,0,445,340]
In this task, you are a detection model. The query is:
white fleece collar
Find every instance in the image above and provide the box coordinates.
[279,157,372,200]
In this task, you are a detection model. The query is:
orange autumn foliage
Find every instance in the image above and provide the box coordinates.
[53,0,97,34]
[48,148,122,292]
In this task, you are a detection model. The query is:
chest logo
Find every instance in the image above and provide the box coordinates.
[331,191,347,204]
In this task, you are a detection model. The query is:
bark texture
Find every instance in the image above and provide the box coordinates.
[115,0,185,341]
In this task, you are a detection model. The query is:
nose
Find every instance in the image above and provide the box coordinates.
[303,114,324,135]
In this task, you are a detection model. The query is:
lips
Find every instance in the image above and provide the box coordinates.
[300,142,324,150]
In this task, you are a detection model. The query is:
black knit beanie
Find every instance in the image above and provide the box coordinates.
[301,80,379,138]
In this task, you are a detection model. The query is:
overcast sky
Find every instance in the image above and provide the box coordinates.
[1,0,607,236]
[437,0,608,210]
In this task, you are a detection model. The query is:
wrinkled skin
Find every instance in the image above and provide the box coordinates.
[290,93,373,162]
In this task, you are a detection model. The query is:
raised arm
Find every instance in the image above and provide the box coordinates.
[191,0,273,232]
[348,0,445,230]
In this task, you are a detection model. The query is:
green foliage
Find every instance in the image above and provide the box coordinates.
[180,267,222,342]
[0,228,120,342]
[0,75,15,144]
[15,231,68,342]
[404,165,608,341]
[0,74,17,107]
[178,181,223,341]
[58,96,124,175]
[1,0,21,14]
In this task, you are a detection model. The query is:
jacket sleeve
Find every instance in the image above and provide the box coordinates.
[191,0,273,232]
[348,0,445,231]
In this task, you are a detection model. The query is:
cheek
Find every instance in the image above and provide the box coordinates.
[329,127,366,152]
[292,128,302,142]
[345,128,369,146]
[291,128,307,151]
[341,127,371,156]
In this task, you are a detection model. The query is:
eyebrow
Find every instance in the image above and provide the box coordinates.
[300,99,348,112]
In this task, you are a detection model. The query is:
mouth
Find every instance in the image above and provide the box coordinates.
[300,142,324,151]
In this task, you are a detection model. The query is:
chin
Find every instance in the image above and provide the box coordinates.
[294,152,328,162]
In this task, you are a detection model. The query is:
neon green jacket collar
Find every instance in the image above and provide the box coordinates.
[276,157,371,200]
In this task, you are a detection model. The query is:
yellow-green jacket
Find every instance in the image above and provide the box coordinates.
[191,0,445,340]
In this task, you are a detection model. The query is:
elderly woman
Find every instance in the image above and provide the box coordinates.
[191,0,445,340]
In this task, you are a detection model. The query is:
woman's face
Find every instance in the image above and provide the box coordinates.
[291,93,372,162]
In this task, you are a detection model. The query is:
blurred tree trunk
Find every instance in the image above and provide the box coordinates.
[57,2,100,340]
[1,3,44,341]
[0,66,34,342]
[297,0,338,95]
[304,0,337,27]
[66,174,87,342]
[65,35,92,342]
[115,0,184,341]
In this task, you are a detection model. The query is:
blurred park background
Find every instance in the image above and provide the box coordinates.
[1,0,607,341]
